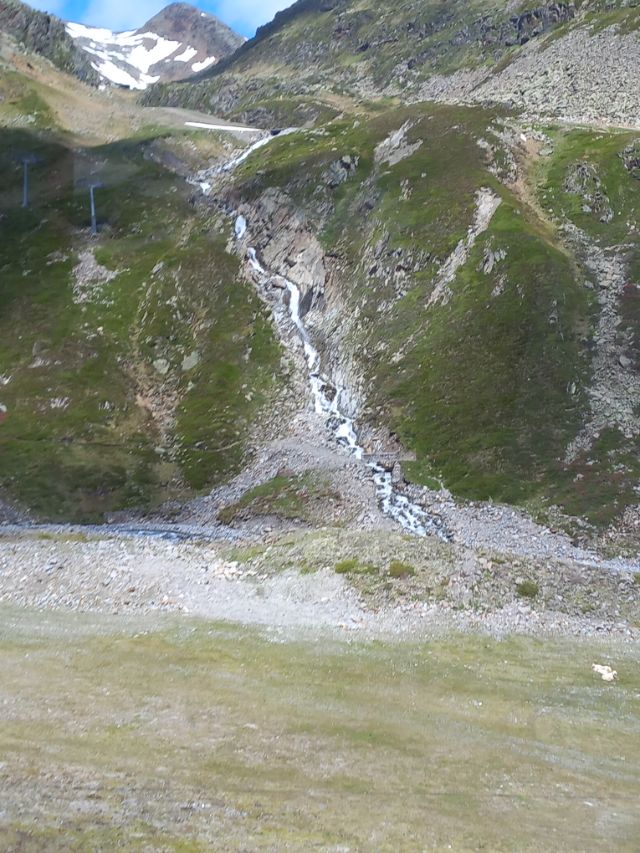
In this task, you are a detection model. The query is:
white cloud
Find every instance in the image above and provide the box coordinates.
[213,0,295,34]
[80,0,164,32]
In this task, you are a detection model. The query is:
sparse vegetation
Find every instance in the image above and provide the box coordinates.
[335,558,379,575]
[516,580,540,599]
[388,560,416,578]
[218,472,340,525]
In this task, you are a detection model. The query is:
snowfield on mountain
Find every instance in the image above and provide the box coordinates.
[65,22,217,89]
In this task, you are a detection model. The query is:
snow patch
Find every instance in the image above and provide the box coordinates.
[192,56,216,73]
[66,21,213,90]
[174,46,198,63]
[185,121,257,133]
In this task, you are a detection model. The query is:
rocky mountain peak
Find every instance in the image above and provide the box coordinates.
[65,2,243,90]
[142,2,241,49]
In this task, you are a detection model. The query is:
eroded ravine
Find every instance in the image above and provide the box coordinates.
[201,138,450,539]
[237,216,450,541]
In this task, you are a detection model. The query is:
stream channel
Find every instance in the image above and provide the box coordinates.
[204,131,450,541]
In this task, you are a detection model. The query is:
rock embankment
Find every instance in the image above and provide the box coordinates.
[564,225,640,462]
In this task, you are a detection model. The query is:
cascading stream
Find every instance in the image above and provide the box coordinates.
[245,238,450,542]
[196,133,450,541]
[192,130,298,195]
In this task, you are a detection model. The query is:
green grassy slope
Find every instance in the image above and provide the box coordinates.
[229,104,612,518]
[536,126,640,524]
[0,124,284,520]
[1,607,639,849]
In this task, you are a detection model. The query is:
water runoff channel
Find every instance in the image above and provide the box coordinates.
[199,131,450,542]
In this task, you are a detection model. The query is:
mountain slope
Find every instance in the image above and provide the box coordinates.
[209,100,640,533]
[0,46,288,521]
[66,3,243,90]
[144,0,640,128]
[2,1,640,539]
[137,0,640,537]
[0,0,100,84]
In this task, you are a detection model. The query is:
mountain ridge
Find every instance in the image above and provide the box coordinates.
[143,0,640,129]
[0,0,101,83]
[0,0,244,89]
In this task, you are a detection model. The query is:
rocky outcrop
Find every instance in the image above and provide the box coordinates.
[0,0,100,84]
[374,122,422,167]
[564,225,640,462]
[503,3,575,45]
[232,186,372,436]
[236,187,327,311]
[408,2,575,71]
[564,162,613,223]
[621,140,640,179]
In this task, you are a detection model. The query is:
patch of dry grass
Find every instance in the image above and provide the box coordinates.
[0,606,638,850]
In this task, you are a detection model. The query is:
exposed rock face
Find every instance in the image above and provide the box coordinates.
[0,0,100,83]
[374,122,422,167]
[238,187,327,309]
[505,3,575,44]
[621,140,640,179]
[232,185,368,429]
[408,2,575,71]
[144,3,243,71]
[564,163,613,223]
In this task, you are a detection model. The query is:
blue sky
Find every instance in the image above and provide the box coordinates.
[26,0,294,36]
